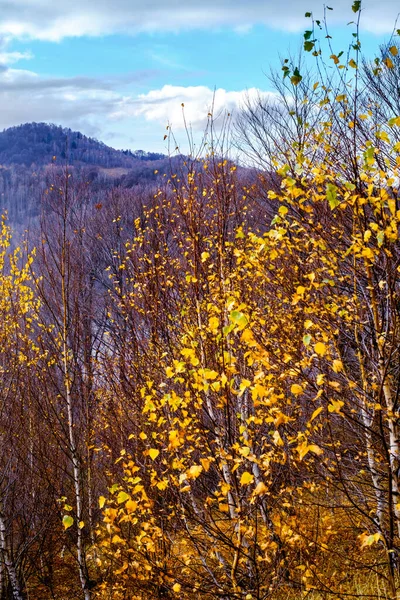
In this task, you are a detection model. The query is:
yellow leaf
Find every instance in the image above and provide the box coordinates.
[383,56,394,69]
[181,347,199,366]
[139,431,147,440]
[115,562,128,575]
[274,412,289,426]
[376,130,390,143]
[168,430,181,449]
[172,583,181,593]
[253,481,268,496]
[112,534,125,544]
[332,359,343,373]
[297,442,322,460]
[99,496,106,509]
[78,521,85,529]
[389,46,398,56]
[362,247,375,260]
[240,471,254,485]
[240,378,252,392]
[314,342,327,356]
[154,481,166,491]
[62,515,74,530]
[328,380,341,390]
[221,482,231,495]
[328,399,344,414]
[273,430,284,446]
[239,446,251,457]
[291,384,303,395]
[241,328,255,344]
[187,465,203,479]
[297,442,310,461]
[308,444,323,456]
[310,406,323,422]
[149,448,159,460]
[388,198,396,215]
[200,457,211,471]
[165,366,174,378]
[359,531,382,549]
[104,507,118,522]
[209,316,219,330]
[203,369,218,380]
[125,500,138,513]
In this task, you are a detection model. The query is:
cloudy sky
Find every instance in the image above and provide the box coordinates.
[0,0,397,152]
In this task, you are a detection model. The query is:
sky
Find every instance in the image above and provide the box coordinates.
[0,0,398,153]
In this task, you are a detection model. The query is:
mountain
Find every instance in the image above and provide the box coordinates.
[0,122,258,233]
[0,123,186,228]
[0,122,165,168]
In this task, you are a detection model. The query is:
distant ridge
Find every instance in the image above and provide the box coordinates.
[0,122,166,168]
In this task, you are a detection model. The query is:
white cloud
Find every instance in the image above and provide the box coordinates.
[122,85,275,131]
[0,68,269,151]
[0,0,396,40]
[0,51,33,65]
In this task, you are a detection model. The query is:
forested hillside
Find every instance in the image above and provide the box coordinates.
[0,123,185,227]
[0,123,165,168]
[2,3,400,599]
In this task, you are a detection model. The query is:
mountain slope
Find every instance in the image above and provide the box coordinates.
[0,122,165,168]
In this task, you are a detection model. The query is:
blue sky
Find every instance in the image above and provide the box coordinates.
[0,0,397,152]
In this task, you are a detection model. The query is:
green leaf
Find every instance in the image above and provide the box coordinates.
[377,231,385,247]
[364,146,375,165]
[326,183,340,210]
[117,491,130,504]
[230,310,249,330]
[290,67,302,86]
[352,0,361,13]
[222,324,235,336]
[304,41,315,52]
[305,12,312,17]
[63,515,74,530]
[304,30,313,40]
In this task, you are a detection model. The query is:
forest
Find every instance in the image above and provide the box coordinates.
[2,2,400,599]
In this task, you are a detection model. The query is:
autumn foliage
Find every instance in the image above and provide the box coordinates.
[1,3,400,599]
